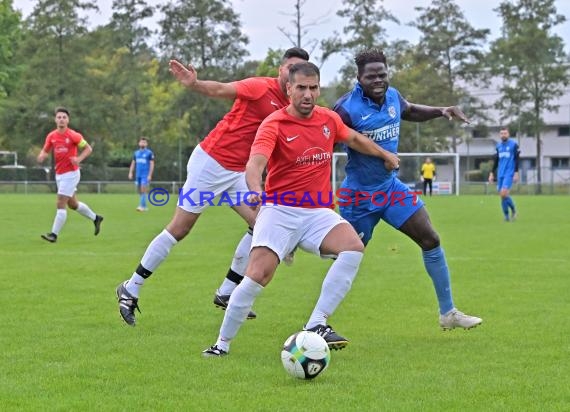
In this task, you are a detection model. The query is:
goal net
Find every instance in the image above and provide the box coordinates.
[332,152,460,195]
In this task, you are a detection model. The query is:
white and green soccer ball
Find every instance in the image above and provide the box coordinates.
[281,331,331,379]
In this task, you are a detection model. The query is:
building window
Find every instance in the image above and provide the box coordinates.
[558,126,570,137]
[522,158,536,169]
[551,157,570,169]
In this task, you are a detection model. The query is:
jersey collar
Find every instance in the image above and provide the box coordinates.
[355,83,383,109]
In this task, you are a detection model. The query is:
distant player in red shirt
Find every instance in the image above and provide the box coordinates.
[37,107,103,243]
[203,62,399,357]
[116,48,310,326]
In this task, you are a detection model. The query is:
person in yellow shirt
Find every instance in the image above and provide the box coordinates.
[420,157,436,196]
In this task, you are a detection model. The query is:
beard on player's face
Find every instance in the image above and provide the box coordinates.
[295,98,314,115]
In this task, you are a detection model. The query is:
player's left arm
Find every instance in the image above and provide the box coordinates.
[148,152,155,181]
[513,143,520,182]
[402,102,470,123]
[399,89,469,124]
[71,139,92,166]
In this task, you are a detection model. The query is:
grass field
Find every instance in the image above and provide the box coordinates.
[1,194,569,411]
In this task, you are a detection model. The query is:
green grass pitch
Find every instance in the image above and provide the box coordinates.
[0,194,568,411]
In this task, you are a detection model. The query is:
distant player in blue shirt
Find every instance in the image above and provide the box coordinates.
[334,49,482,330]
[128,137,155,211]
[488,127,519,221]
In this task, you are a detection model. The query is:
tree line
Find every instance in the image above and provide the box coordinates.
[0,0,567,183]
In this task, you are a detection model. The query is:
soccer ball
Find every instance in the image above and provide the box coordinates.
[281,331,331,379]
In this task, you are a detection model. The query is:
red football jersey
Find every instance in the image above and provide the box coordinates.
[251,106,351,208]
[42,128,84,175]
[200,77,289,172]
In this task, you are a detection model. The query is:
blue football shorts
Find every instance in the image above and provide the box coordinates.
[338,177,424,245]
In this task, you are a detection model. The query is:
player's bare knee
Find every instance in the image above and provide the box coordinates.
[345,237,365,253]
[422,232,440,250]
[165,220,192,240]
[244,263,274,286]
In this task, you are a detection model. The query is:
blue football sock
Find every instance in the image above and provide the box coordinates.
[506,196,515,213]
[140,193,147,208]
[422,246,454,315]
[501,198,509,218]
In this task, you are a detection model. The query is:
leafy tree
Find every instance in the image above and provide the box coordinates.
[411,0,489,151]
[157,0,250,149]
[386,41,451,152]
[0,0,22,100]
[255,48,283,78]
[0,0,99,163]
[320,0,399,86]
[109,0,153,53]
[26,0,99,100]
[489,0,569,191]
[158,0,249,70]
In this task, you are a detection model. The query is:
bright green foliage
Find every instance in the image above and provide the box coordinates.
[256,48,283,78]
[0,0,22,100]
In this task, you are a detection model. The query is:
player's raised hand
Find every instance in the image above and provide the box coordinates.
[442,106,470,124]
[169,59,197,88]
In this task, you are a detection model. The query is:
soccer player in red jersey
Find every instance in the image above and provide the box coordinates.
[116,48,310,326]
[203,62,399,356]
[37,107,103,243]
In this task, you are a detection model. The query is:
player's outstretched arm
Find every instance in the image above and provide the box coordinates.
[169,59,237,100]
[345,129,400,171]
[402,102,470,124]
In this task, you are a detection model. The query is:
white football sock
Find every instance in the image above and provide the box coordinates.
[216,276,263,351]
[305,251,363,329]
[75,202,96,220]
[51,209,67,235]
[217,232,252,295]
[140,229,178,272]
[125,274,146,298]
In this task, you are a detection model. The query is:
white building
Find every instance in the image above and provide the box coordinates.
[455,77,570,184]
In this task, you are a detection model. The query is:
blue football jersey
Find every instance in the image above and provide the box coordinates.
[496,139,519,178]
[334,84,408,188]
[133,148,154,178]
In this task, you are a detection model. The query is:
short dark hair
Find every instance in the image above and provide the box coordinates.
[282,47,309,63]
[55,107,70,116]
[499,126,509,132]
[139,137,148,142]
[355,49,388,76]
[288,62,320,83]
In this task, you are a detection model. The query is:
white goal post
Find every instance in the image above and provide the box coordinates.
[332,152,461,195]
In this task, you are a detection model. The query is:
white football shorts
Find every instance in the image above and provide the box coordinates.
[178,144,249,213]
[55,170,80,197]
[252,204,349,261]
